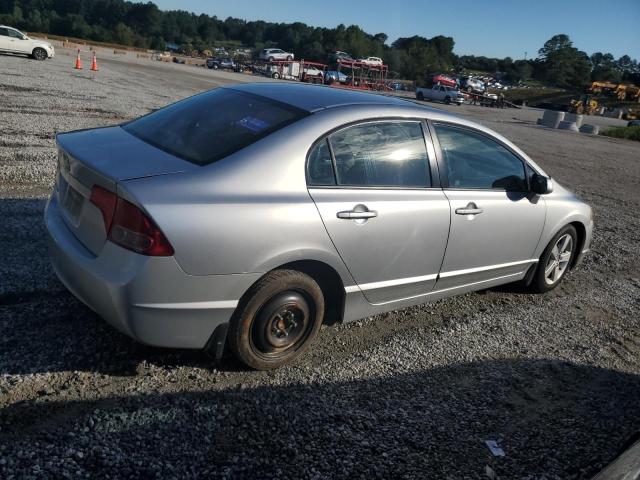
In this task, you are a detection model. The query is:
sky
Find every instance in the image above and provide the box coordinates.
[150,0,640,60]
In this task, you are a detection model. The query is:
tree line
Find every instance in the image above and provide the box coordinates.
[1,0,638,88]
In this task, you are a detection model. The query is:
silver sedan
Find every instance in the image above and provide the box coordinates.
[46,83,593,369]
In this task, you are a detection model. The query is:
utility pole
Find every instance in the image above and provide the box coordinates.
[524,51,527,61]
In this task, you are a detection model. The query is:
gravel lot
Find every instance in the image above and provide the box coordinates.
[1,50,639,479]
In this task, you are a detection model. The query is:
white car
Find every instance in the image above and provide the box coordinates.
[358,56,383,66]
[259,48,294,62]
[0,25,55,60]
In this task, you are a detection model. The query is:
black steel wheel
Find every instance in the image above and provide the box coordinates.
[250,291,311,356]
[228,270,324,370]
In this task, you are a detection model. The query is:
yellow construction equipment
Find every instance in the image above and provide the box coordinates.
[587,81,618,95]
[614,84,640,102]
[569,97,599,115]
[587,82,640,102]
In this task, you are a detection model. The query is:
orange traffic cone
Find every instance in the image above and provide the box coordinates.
[74,49,82,69]
[90,52,98,71]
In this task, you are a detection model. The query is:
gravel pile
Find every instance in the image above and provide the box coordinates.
[1,52,639,479]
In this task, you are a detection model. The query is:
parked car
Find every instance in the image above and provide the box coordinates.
[358,56,383,66]
[47,83,593,370]
[627,120,640,127]
[206,57,235,70]
[302,66,324,83]
[330,51,353,62]
[430,74,457,88]
[460,76,485,94]
[0,25,55,60]
[324,70,348,83]
[259,48,294,62]
[416,84,465,105]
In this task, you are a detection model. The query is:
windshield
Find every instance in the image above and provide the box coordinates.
[123,89,307,166]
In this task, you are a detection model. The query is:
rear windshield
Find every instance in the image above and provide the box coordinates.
[123,88,307,165]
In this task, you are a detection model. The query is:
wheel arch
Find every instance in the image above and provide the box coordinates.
[568,220,587,269]
[275,260,345,326]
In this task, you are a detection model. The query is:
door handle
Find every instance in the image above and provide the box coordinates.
[337,204,377,221]
[455,202,483,215]
[337,210,377,219]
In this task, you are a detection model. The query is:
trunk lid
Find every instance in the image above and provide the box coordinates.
[54,126,195,255]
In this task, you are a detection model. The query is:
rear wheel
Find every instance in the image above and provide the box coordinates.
[416,92,424,101]
[531,225,577,293]
[444,96,451,104]
[286,55,293,61]
[32,48,47,61]
[228,270,324,370]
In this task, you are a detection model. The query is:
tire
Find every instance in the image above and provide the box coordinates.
[32,47,47,61]
[444,96,451,105]
[268,56,275,62]
[530,225,577,293]
[272,72,280,79]
[286,55,293,61]
[227,269,324,370]
[416,92,424,101]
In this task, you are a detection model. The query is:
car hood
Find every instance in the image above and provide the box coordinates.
[56,125,196,182]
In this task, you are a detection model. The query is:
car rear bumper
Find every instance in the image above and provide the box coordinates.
[45,195,261,349]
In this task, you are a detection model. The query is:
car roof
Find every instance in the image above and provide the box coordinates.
[227,82,425,113]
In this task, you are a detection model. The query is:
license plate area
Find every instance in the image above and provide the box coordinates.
[63,184,84,220]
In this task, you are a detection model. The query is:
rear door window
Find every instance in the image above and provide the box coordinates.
[307,140,336,186]
[327,121,431,188]
[123,89,307,166]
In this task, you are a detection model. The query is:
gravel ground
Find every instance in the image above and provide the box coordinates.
[1,51,639,479]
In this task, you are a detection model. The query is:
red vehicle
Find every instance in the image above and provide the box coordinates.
[431,74,457,88]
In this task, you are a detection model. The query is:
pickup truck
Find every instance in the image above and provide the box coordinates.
[415,85,465,105]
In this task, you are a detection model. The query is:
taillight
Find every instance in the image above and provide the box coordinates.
[90,186,117,232]
[90,186,174,257]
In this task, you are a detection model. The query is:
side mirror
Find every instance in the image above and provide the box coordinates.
[531,173,553,195]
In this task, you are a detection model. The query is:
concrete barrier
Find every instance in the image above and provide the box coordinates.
[558,121,579,132]
[579,124,599,135]
[539,110,565,129]
[564,113,584,128]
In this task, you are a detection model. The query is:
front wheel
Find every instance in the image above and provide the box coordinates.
[531,225,577,293]
[227,270,324,370]
[32,48,47,61]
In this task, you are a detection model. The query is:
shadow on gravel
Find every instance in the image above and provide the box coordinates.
[1,359,639,479]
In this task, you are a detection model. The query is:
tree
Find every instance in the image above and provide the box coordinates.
[537,34,591,88]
